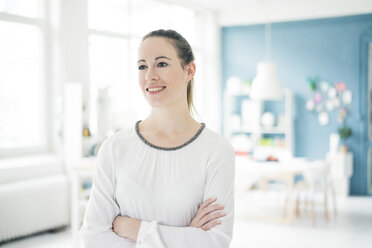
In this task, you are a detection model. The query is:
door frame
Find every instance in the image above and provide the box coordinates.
[360,31,372,196]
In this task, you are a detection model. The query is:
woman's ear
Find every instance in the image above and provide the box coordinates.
[186,62,196,82]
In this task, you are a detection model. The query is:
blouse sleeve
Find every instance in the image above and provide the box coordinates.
[79,139,135,248]
[136,138,235,248]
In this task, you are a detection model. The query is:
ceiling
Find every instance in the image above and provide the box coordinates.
[177,0,372,26]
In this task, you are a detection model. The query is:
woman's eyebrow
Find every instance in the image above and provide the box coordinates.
[137,56,171,64]
[155,56,171,61]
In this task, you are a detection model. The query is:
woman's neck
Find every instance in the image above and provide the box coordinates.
[140,105,199,136]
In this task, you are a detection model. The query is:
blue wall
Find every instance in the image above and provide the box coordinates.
[221,14,372,195]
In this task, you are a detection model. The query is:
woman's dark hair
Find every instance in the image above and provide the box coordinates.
[142,29,196,115]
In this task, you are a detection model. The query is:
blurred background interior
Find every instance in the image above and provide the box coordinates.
[0,0,372,247]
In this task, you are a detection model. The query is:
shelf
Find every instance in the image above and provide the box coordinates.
[226,92,250,97]
[224,88,294,158]
[233,127,286,134]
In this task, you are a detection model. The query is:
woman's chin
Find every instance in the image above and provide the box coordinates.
[146,100,168,109]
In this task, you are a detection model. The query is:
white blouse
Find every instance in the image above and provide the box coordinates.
[80,121,235,248]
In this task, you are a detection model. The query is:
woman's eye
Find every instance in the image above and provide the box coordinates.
[157,62,168,68]
[138,65,147,70]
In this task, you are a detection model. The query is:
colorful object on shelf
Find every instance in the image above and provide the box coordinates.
[338,124,352,141]
[337,124,353,152]
[266,155,279,162]
[259,138,274,146]
[335,81,346,92]
[261,112,275,128]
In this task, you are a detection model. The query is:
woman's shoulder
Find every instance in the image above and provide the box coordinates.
[101,124,136,149]
[200,126,234,154]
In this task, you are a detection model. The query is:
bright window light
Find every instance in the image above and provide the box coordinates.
[0,0,40,18]
[88,34,129,133]
[129,0,169,36]
[167,4,197,46]
[88,0,129,33]
[0,20,45,149]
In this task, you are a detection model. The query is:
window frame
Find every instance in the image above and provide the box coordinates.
[0,0,51,157]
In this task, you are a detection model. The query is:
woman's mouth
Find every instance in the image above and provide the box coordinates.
[146,86,166,93]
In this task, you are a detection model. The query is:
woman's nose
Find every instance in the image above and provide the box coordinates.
[145,67,159,81]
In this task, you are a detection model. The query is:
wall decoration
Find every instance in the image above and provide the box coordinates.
[305,77,352,126]
[307,77,318,91]
[326,99,334,111]
[306,99,315,111]
[338,108,348,123]
[343,90,352,104]
[315,104,324,112]
[314,92,322,104]
[320,81,330,92]
[328,87,337,99]
[318,111,329,126]
[336,81,346,92]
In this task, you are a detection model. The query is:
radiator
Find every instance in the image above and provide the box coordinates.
[0,175,70,243]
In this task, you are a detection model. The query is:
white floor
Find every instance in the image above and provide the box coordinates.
[232,193,372,248]
[1,195,371,248]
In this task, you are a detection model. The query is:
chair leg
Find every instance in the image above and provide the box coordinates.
[311,199,316,227]
[331,186,337,216]
[324,192,329,221]
[286,194,296,225]
[282,192,289,218]
[295,194,300,218]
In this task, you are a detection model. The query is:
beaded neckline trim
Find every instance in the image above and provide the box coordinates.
[135,120,206,151]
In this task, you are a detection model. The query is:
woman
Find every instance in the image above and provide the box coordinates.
[80,29,235,248]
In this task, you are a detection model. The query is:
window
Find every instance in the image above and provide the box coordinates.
[0,0,47,154]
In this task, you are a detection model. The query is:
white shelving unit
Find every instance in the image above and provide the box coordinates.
[223,88,294,159]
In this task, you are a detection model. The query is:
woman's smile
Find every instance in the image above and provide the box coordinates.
[146,85,167,94]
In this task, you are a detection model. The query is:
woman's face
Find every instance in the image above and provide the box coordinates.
[137,37,194,109]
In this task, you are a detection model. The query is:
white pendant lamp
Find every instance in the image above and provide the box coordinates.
[250,23,283,100]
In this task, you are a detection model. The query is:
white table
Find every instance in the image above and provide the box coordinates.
[235,156,330,224]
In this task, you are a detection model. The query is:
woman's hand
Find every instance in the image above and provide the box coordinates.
[189,197,226,231]
[113,215,141,241]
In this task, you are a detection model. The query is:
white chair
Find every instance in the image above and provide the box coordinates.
[293,161,336,226]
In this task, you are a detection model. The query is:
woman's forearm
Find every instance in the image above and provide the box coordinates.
[113,197,224,241]
[113,216,141,241]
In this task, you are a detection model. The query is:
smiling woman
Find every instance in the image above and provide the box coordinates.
[80,30,235,248]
